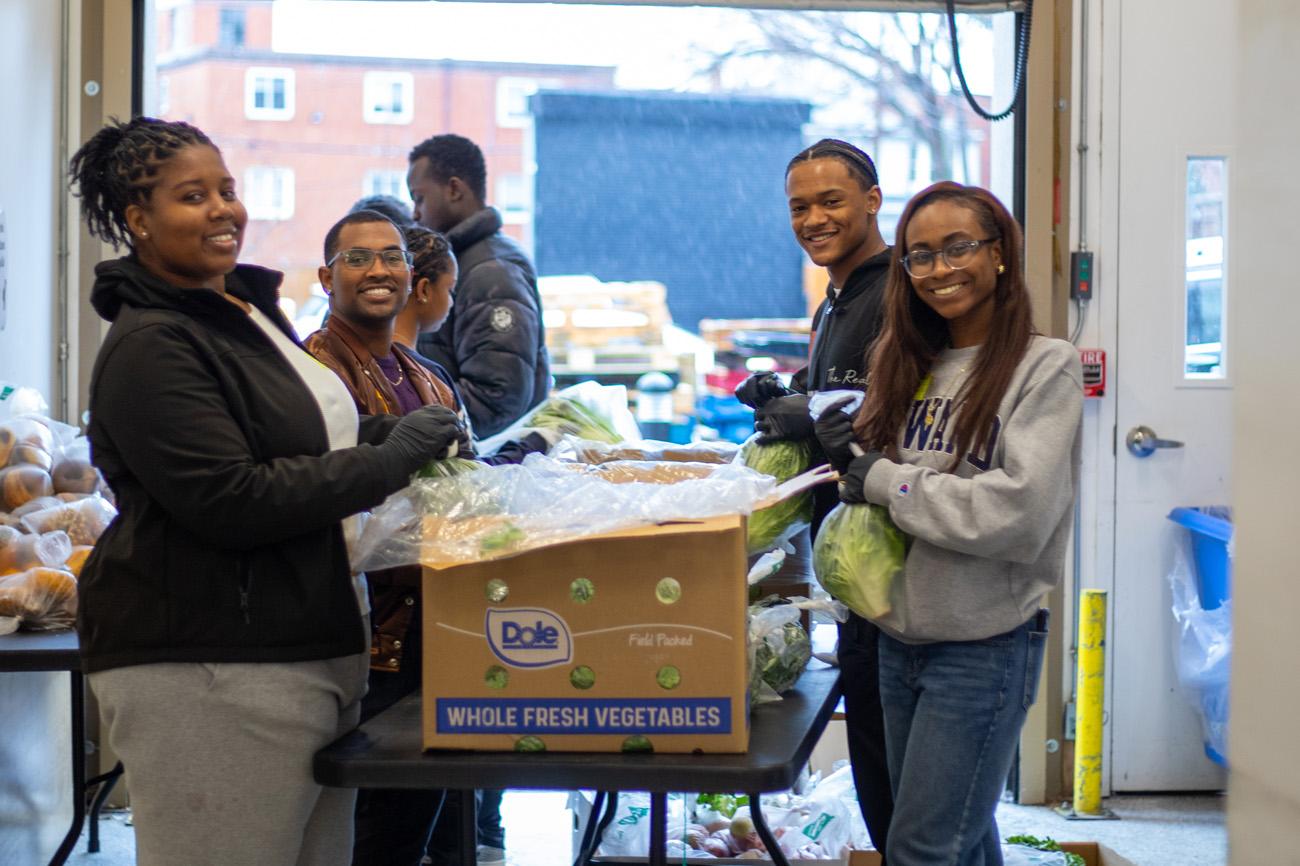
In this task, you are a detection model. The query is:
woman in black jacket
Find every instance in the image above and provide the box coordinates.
[69,117,465,866]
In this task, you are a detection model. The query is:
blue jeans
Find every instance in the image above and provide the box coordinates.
[878,612,1048,866]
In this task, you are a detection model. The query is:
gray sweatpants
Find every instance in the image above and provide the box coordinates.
[89,650,369,866]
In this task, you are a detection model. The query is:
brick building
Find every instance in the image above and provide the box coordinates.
[155,0,615,305]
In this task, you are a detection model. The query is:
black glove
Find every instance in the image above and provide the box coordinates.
[837,453,884,504]
[735,372,794,410]
[755,393,814,443]
[814,397,862,472]
[378,404,465,487]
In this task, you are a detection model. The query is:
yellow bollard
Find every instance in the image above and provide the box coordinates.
[1057,589,1116,819]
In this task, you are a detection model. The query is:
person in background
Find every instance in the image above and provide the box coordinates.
[306,211,548,866]
[351,193,415,227]
[393,224,459,398]
[818,181,1082,866]
[407,133,550,438]
[69,117,464,866]
[733,138,895,858]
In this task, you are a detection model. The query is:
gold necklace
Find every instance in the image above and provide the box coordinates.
[916,364,970,427]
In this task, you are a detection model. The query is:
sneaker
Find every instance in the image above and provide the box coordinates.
[476,845,506,865]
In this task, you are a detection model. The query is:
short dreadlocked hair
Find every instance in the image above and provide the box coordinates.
[68,116,216,250]
[402,225,455,285]
[787,138,879,191]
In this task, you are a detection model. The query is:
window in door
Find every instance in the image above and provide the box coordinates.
[1185,157,1228,379]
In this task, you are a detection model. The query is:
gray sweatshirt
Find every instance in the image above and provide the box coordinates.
[861,335,1083,643]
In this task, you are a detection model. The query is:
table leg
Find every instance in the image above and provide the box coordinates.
[572,790,606,866]
[748,793,791,866]
[459,789,478,866]
[86,762,124,853]
[647,792,667,866]
[48,671,87,866]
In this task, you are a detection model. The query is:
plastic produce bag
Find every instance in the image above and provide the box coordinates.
[765,763,862,859]
[734,434,814,555]
[1002,844,1074,866]
[595,792,687,858]
[0,529,73,575]
[477,381,640,455]
[19,496,117,546]
[353,454,778,572]
[0,566,78,634]
[747,597,844,704]
[554,436,739,466]
[1169,536,1231,762]
[813,502,907,619]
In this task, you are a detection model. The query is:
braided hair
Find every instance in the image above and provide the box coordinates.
[68,116,215,250]
[403,225,455,285]
[787,138,879,191]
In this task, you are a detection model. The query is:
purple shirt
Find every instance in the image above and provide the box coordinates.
[375,353,424,416]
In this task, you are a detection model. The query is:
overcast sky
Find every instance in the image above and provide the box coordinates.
[271,0,996,93]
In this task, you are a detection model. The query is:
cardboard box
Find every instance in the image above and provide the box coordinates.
[421,515,750,753]
[848,842,1137,866]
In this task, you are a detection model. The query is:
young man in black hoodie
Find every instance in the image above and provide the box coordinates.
[735,138,894,860]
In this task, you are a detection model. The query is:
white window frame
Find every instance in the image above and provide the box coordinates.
[362,169,413,206]
[243,166,295,221]
[495,77,562,128]
[363,71,414,125]
[244,67,295,121]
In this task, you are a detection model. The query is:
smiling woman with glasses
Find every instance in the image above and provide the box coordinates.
[812,181,1083,866]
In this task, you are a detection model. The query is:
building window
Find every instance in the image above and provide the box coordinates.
[363,170,413,207]
[495,77,561,128]
[363,72,414,125]
[244,67,294,121]
[218,7,246,48]
[244,167,295,220]
[495,173,531,225]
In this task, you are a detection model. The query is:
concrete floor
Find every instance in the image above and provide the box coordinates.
[66,791,1225,866]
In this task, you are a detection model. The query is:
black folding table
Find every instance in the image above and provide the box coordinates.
[0,629,124,866]
[314,663,842,866]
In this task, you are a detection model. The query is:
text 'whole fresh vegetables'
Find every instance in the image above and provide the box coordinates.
[735,435,813,554]
[812,502,907,619]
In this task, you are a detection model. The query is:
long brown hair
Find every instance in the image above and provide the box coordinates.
[855,182,1034,469]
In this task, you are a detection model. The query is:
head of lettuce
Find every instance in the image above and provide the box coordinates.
[812,502,907,619]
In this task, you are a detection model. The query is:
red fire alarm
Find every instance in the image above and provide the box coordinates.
[1080,349,1105,398]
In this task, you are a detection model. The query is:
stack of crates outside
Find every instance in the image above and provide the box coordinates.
[539,275,675,376]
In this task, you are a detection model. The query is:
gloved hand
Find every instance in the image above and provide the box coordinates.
[378,404,466,487]
[755,393,814,443]
[837,453,884,504]
[814,397,863,472]
[734,372,794,410]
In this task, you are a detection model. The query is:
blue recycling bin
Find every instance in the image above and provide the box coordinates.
[1167,506,1232,610]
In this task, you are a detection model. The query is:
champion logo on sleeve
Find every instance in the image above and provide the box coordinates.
[897,482,910,497]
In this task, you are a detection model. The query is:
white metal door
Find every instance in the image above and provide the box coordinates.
[1109,0,1233,791]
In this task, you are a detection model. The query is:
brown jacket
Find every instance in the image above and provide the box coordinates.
[304,316,457,672]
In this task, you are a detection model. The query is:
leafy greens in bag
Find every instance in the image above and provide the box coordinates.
[735,435,813,554]
[812,502,906,619]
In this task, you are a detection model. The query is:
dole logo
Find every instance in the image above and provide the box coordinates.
[486,607,572,669]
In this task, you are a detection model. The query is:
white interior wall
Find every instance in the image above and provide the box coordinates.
[0,0,62,406]
[1226,1,1300,860]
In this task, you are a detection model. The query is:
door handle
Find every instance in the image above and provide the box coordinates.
[1125,425,1185,458]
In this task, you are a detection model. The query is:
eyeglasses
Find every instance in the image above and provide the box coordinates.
[327,248,413,270]
[901,237,1000,278]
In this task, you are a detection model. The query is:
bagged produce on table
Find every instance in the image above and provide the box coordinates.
[813,502,907,620]
[555,436,740,466]
[19,495,116,545]
[0,530,73,576]
[477,381,639,455]
[734,435,814,555]
[0,566,78,634]
[0,465,56,511]
[557,459,721,485]
[353,455,778,572]
[414,456,483,479]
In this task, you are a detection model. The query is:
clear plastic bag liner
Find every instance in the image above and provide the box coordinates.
[1169,536,1231,760]
[353,454,776,572]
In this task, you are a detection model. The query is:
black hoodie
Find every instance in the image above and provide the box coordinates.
[80,257,400,673]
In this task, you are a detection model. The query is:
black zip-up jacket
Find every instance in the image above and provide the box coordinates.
[789,248,891,529]
[417,207,550,437]
[79,257,402,673]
